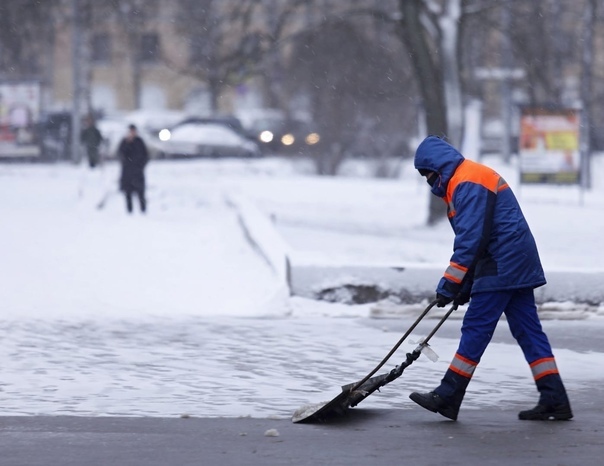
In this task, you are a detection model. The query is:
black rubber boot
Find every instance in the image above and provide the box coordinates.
[519,373,573,421]
[409,391,459,420]
[409,369,470,421]
[518,403,573,421]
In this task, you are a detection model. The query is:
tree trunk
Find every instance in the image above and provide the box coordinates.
[439,0,463,149]
[398,0,447,225]
[209,75,221,114]
[132,50,142,109]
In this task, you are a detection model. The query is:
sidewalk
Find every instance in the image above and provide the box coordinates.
[1,399,602,466]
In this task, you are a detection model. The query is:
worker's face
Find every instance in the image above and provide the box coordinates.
[423,171,437,187]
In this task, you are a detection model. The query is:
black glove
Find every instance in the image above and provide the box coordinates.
[436,279,459,307]
[453,291,470,306]
[436,293,453,308]
[453,279,473,306]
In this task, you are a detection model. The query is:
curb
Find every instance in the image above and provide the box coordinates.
[291,264,604,307]
[226,193,292,293]
[227,193,604,308]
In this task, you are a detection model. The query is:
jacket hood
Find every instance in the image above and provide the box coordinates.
[414,136,465,197]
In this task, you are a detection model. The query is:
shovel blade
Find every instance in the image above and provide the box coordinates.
[292,372,391,423]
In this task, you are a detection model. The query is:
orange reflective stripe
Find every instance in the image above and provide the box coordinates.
[447,199,456,218]
[497,177,509,192]
[444,261,468,284]
[530,357,559,381]
[449,353,477,379]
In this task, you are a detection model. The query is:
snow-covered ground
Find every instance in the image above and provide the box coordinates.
[1,154,603,418]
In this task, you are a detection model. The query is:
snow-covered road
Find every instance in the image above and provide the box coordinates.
[2,310,603,418]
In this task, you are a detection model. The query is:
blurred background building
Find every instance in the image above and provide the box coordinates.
[1,0,603,179]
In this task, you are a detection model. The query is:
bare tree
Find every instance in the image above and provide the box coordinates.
[169,0,307,113]
[507,0,577,106]
[323,0,485,222]
[0,0,60,80]
[393,0,518,224]
[107,0,160,109]
[394,0,464,224]
[286,18,414,175]
[170,0,256,112]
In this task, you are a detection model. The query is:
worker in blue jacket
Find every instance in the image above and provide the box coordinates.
[409,135,572,421]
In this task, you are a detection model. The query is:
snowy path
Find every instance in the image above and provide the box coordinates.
[0,162,278,319]
[2,310,603,418]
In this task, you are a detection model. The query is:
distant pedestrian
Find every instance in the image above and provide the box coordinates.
[118,124,149,214]
[80,116,103,168]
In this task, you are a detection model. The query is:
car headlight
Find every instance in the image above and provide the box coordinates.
[259,130,274,143]
[281,133,295,146]
[305,133,320,145]
[158,129,171,141]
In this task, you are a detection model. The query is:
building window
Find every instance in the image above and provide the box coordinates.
[140,33,160,63]
[91,33,111,64]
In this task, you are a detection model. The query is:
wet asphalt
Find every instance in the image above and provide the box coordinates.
[1,318,602,465]
[1,398,602,466]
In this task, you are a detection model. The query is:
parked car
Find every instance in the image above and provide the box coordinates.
[121,109,188,159]
[158,122,260,159]
[165,115,246,138]
[125,109,187,137]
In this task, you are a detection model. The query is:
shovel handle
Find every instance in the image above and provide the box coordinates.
[348,299,439,392]
[421,302,459,346]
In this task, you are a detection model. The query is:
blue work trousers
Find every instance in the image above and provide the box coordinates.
[457,288,553,365]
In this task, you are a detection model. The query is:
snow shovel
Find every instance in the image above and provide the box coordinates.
[292,300,459,423]
[96,189,118,210]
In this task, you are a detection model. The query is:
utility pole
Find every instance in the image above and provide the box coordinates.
[500,1,512,163]
[71,0,82,164]
[580,0,595,190]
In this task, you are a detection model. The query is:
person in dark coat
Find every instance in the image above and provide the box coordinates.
[409,136,572,422]
[118,124,149,214]
[80,116,103,168]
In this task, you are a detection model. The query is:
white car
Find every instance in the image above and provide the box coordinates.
[159,122,260,158]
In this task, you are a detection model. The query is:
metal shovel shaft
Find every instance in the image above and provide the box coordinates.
[348,299,439,393]
[418,302,459,348]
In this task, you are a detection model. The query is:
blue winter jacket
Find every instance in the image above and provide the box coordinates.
[414,136,546,297]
